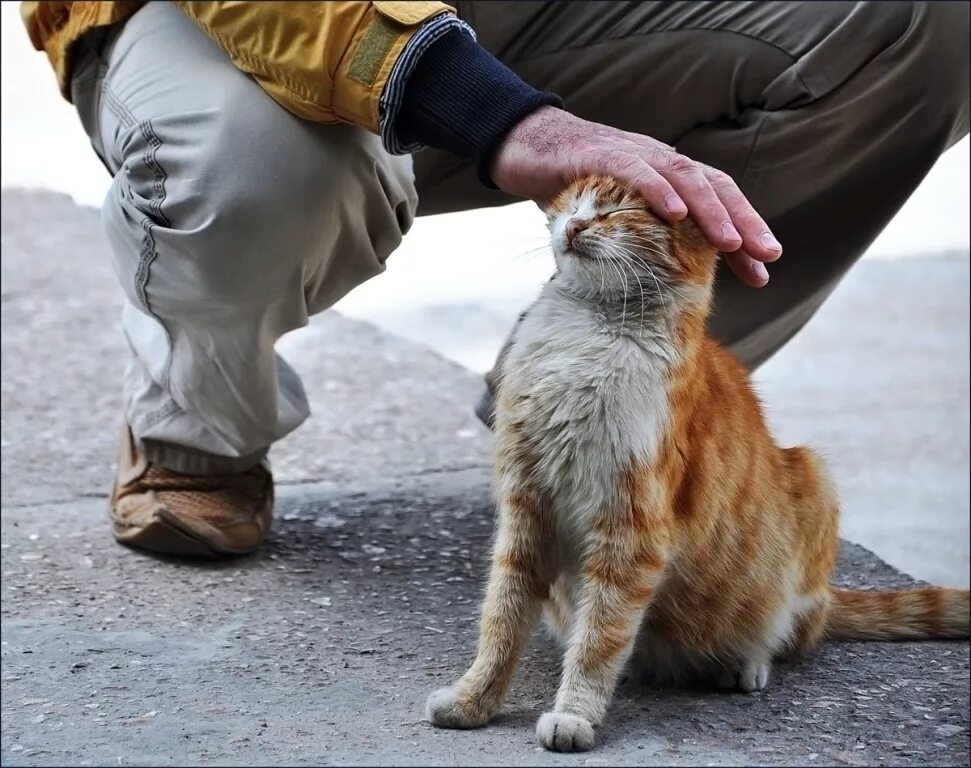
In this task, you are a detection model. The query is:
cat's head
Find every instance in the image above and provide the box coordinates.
[545,175,717,311]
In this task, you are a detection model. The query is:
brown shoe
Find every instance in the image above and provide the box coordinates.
[110,427,273,557]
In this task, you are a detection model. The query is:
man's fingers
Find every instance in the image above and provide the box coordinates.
[576,142,778,285]
[593,153,687,220]
[657,155,744,252]
[724,248,770,287]
[703,166,783,262]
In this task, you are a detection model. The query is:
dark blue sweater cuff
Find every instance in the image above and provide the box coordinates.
[394,28,563,188]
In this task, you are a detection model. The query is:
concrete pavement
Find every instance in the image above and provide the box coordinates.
[1,190,968,765]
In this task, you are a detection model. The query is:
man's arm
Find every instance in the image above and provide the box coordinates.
[179,3,782,285]
[173,1,454,128]
[392,28,781,287]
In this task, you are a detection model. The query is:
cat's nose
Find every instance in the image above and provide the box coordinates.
[566,218,589,245]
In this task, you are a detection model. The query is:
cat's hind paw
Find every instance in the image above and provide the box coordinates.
[425,686,492,729]
[536,712,597,752]
[716,659,771,693]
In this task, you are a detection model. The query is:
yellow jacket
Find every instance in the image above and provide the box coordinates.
[21,1,455,132]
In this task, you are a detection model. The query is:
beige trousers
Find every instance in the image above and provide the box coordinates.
[72,1,969,473]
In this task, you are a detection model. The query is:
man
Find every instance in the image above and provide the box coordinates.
[22,1,969,557]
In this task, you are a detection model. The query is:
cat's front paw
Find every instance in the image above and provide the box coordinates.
[425,686,493,729]
[536,711,597,752]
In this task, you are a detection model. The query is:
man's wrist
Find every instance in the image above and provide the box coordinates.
[392,27,563,187]
[489,105,568,195]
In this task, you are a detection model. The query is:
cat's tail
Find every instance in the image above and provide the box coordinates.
[824,586,970,641]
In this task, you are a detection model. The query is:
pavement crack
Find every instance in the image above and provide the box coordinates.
[275,463,493,489]
[2,493,108,511]
[4,467,492,511]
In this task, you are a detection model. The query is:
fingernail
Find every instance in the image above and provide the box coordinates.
[664,195,686,214]
[760,232,783,253]
[753,262,770,284]
[722,221,742,245]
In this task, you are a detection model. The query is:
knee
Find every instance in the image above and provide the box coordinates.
[894,2,969,141]
[910,2,970,68]
[181,100,415,271]
[107,82,417,309]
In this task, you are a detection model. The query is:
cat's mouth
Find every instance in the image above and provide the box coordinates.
[562,243,601,260]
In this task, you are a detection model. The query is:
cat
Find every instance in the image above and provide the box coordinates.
[424,175,971,753]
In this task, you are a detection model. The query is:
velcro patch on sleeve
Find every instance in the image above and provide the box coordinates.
[347,14,401,87]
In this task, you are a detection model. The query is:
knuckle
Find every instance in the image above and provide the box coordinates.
[638,178,670,200]
[704,166,735,189]
[692,175,715,197]
[702,200,730,223]
[576,150,606,174]
[665,154,697,175]
[734,210,765,231]
[604,150,640,173]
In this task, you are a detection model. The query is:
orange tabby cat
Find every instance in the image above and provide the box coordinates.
[425,175,970,752]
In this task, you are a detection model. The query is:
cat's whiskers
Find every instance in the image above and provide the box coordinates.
[587,235,637,334]
[587,237,627,308]
[601,246,644,338]
[514,243,555,263]
[605,239,672,318]
[604,250,631,336]
[596,249,608,304]
[582,235,608,303]
[617,250,660,336]
[613,234,696,306]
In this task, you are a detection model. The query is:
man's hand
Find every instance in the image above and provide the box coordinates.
[490,107,781,287]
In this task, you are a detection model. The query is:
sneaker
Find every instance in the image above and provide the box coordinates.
[109,426,273,557]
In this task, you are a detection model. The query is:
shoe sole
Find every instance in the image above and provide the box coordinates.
[113,517,226,558]
[110,497,261,559]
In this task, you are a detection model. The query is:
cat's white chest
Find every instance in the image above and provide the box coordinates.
[498,286,675,535]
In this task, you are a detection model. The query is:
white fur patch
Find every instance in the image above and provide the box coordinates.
[762,567,827,656]
[498,281,676,549]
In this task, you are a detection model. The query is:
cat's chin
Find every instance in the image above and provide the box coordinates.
[556,246,599,260]
[556,248,608,264]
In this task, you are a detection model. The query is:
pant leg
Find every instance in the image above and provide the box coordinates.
[418,1,969,375]
[71,1,417,474]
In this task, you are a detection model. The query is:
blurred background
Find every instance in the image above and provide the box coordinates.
[2,4,968,585]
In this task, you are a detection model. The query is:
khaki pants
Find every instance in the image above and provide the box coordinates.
[72,1,969,474]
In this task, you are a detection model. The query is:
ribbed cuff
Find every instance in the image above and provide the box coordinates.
[379,14,476,156]
[393,28,563,187]
[139,437,269,476]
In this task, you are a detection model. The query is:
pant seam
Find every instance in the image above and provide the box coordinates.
[82,43,184,434]
[100,84,134,129]
[102,79,175,393]
[129,121,170,321]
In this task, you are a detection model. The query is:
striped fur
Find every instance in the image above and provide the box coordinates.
[425,175,970,752]
[827,587,970,640]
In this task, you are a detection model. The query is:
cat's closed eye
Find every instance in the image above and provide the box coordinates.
[600,207,648,218]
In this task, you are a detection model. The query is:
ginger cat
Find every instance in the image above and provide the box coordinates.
[425,175,970,752]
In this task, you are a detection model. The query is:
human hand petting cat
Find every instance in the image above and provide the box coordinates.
[490,106,781,288]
